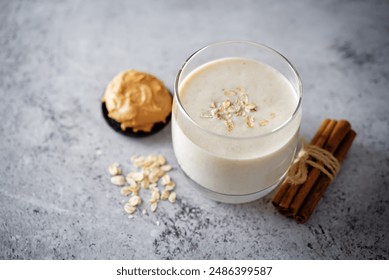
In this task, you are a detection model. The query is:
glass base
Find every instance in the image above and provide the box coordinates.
[181,169,285,204]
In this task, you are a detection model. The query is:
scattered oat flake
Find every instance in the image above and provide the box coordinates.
[161,190,170,201]
[133,157,145,168]
[246,103,257,111]
[168,192,176,203]
[124,203,136,214]
[161,165,172,172]
[241,93,249,103]
[224,90,236,97]
[125,176,137,187]
[129,195,142,206]
[109,153,177,217]
[259,119,269,126]
[152,189,160,201]
[126,171,135,178]
[120,186,132,196]
[157,169,166,178]
[111,175,125,186]
[132,172,144,181]
[200,87,262,132]
[150,202,158,212]
[157,155,166,165]
[108,163,122,176]
[149,176,158,184]
[148,170,159,183]
[270,112,276,119]
[246,116,255,128]
[224,119,234,132]
[161,174,171,185]
[222,100,231,109]
[165,181,176,191]
[129,184,139,193]
[141,179,150,189]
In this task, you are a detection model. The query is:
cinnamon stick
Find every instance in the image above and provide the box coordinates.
[294,129,357,224]
[277,119,338,212]
[288,120,351,216]
[272,119,331,208]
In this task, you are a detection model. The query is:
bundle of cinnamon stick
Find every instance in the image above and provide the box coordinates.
[272,119,356,224]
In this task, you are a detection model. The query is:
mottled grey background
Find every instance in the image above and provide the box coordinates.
[0,0,388,259]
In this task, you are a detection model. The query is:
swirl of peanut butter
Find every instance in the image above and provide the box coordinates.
[102,70,172,132]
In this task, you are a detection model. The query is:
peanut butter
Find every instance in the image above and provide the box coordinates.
[102,70,172,132]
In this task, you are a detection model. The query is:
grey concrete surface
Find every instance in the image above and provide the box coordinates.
[0,0,388,259]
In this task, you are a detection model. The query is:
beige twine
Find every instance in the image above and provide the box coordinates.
[286,140,340,185]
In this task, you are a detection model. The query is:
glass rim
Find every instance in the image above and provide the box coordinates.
[174,40,303,140]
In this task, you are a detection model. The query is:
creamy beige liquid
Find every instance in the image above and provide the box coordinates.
[172,58,301,200]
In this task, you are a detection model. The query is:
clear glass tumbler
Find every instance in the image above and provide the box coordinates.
[172,41,302,203]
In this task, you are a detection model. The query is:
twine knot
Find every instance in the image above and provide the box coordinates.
[287,140,340,185]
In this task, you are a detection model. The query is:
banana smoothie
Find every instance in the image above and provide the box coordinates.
[172,56,301,203]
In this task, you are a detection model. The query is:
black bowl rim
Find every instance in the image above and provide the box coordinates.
[101,102,171,138]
